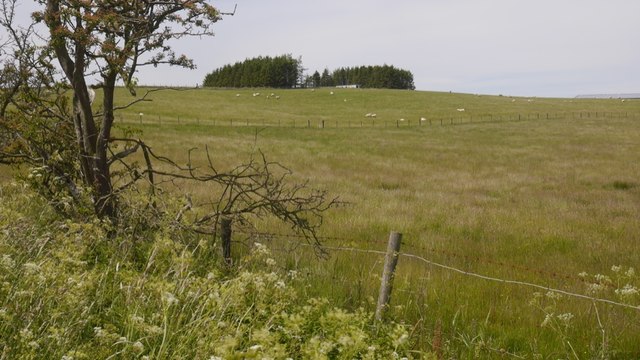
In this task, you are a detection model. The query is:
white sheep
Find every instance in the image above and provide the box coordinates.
[275,95,280,100]
[456,108,465,112]
[365,113,372,118]
[87,87,96,104]
[420,117,427,121]
[400,118,405,121]
[330,91,334,95]
[371,113,377,118]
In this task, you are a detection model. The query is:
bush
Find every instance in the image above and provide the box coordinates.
[0,183,419,359]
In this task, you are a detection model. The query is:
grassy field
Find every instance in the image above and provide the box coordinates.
[107,87,640,357]
[5,87,640,357]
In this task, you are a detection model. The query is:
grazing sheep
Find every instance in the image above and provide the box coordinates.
[275,96,280,100]
[365,113,372,118]
[420,117,427,121]
[371,113,377,118]
[456,108,465,112]
[330,91,334,95]
[87,87,96,104]
[236,94,241,97]
[399,118,405,121]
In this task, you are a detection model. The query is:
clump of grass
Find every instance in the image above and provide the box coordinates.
[610,180,636,190]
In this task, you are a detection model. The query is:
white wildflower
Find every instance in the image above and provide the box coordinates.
[132,341,144,354]
[209,356,223,360]
[587,283,605,294]
[615,284,639,298]
[626,267,635,278]
[594,274,611,283]
[545,291,562,300]
[577,271,588,278]
[265,258,276,266]
[275,280,286,290]
[556,313,574,324]
[1,255,15,269]
[611,265,622,273]
[93,327,106,338]
[288,270,298,279]
[22,262,41,275]
[541,313,553,327]
[248,344,262,351]
[162,292,179,306]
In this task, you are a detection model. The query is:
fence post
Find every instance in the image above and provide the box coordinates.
[375,231,402,322]
[220,218,232,266]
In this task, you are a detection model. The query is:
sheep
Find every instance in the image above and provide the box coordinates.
[456,108,465,112]
[371,113,377,118]
[87,87,96,104]
[399,118,405,121]
[330,91,334,95]
[365,113,372,118]
[275,96,280,100]
[236,93,241,97]
[420,117,427,122]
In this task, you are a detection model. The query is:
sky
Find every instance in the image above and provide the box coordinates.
[8,0,640,97]
[136,0,638,98]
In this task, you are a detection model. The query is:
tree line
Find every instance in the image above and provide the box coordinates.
[203,55,415,90]
[203,55,303,88]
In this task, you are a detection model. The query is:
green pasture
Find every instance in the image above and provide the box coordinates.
[106,88,640,357]
[4,87,640,357]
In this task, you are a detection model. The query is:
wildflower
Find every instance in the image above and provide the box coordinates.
[1,255,15,269]
[248,344,262,351]
[594,274,612,284]
[556,313,574,324]
[22,262,41,275]
[541,313,553,327]
[132,341,144,354]
[588,283,605,294]
[275,280,286,290]
[577,271,588,278]
[209,356,222,360]
[162,292,179,306]
[265,258,277,266]
[94,327,106,338]
[615,284,639,298]
[288,270,298,279]
[545,291,562,300]
[626,267,636,278]
[611,265,622,273]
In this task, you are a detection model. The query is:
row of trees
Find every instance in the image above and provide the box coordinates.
[308,65,415,90]
[203,55,303,88]
[203,56,415,90]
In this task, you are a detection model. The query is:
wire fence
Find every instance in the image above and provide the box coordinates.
[234,229,640,312]
[118,111,640,129]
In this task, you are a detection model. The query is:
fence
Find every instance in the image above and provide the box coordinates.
[229,229,640,315]
[118,111,639,129]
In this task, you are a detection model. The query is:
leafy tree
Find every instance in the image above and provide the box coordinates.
[1,0,337,249]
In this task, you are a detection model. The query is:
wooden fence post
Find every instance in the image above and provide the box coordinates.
[375,231,402,322]
[220,218,232,266]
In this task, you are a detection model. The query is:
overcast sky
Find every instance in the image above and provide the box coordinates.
[136,0,638,97]
[8,0,639,97]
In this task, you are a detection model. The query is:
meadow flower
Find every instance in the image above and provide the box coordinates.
[615,284,639,298]
[265,258,277,266]
[1,254,15,269]
[162,292,179,306]
[556,313,574,324]
[22,262,41,274]
[545,291,562,300]
[611,265,622,273]
[132,341,144,354]
[626,267,636,278]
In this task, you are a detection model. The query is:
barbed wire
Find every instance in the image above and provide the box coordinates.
[309,244,640,312]
[236,229,610,289]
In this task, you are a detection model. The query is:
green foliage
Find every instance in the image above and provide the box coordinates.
[203,54,303,88]
[330,65,415,90]
[0,183,420,359]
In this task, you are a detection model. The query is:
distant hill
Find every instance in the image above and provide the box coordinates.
[575,93,640,99]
